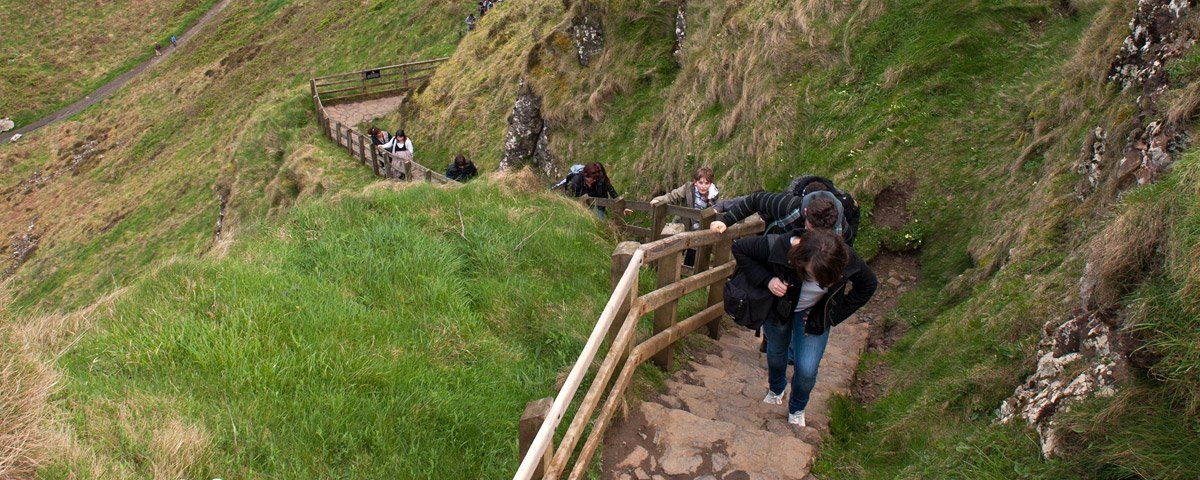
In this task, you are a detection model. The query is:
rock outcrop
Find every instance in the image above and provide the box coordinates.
[501,81,555,174]
[0,118,14,132]
[570,2,605,67]
[998,310,1133,458]
[5,217,40,278]
[673,1,687,65]
[1108,0,1195,186]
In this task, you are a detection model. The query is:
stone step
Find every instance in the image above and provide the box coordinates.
[607,403,816,480]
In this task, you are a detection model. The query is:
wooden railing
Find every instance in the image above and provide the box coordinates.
[310,58,451,184]
[514,214,765,480]
[582,195,715,241]
[311,57,448,105]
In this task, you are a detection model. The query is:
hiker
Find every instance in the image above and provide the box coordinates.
[368,127,391,147]
[786,175,861,244]
[731,228,877,426]
[551,164,586,191]
[170,35,178,47]
[378,129,414,157]
[465,14,477,31]
[709,188,857,245]
[154,43,162,57]
[652,166,720,266]
[446,154,478,182]
[568,162,631,219]
[651,166,720,230]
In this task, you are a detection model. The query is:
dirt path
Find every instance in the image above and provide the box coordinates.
[322,94,410,128]
[601,186,919,480]
[0,0,234,145]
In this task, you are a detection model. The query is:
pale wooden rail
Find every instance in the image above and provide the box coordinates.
[514,214,766,480]
[309,58,451,185]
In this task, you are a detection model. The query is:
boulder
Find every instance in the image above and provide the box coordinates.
[501,81,555,175]
[0,117,14,132]
[570,1,605,67]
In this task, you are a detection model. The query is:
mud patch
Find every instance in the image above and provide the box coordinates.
[871,179,914,229]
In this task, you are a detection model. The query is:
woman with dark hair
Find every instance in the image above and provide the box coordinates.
[568,162,626,218]
[731,229,877,427]
[446,154,478,182]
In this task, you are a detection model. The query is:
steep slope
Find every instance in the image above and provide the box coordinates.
[0,0,222,127]
[420,0,1200,477]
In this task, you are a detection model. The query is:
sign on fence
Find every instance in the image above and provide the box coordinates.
[364,69,381,80]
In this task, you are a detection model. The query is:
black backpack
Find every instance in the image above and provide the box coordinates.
[723,268,777,331]
[788,175,861,245]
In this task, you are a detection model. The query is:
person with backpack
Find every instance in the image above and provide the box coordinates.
[709,177,860,245]
[567,162,630,219]
[446,154,478,182]
[378,129,414,177]
[728,228,877,426]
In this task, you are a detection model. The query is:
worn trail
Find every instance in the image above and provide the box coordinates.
[1,0,234,145]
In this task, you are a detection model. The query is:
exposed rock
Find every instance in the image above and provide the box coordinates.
[1108,0,1192,92]
[5,217,41,278]
[0,117,13,132]
[10,133,21,142]
[998,310,1132,458]
[673,1,687,65]
[501,81,555,175]
[1076,126,1105,198]
[570,1,605,67]
[1107,0,1195,186]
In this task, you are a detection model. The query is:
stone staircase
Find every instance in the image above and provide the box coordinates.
[602,319,869,480]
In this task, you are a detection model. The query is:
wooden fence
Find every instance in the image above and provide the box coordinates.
[514,214,766,480]
[310,58,452,184]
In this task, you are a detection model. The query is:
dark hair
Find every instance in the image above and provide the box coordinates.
[802,181,829,196]
[805,197,839,230]
[368,127,380,136]
[787,229,849,288]
[397,129,407,139]
[693,166,715,182]
[583,162,605,181]
[455,154,468,166]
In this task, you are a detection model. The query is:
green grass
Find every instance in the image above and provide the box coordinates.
[39,182,617,478]
[0,0,222,127]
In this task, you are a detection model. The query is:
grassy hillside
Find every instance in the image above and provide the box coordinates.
[409,0,1200,477]
[14,180,615,478]
[0,0,221,127]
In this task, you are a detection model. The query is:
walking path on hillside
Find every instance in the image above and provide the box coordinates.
[0,0,234,145]
[601,195,919,479]
[321,93,409,127]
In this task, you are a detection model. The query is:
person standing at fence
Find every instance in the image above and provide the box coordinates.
[730,228,877,427]
[652,166,720,266]
[446,154,478,182]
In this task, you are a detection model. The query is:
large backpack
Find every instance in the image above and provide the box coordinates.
[723,268,777,331]
[788,175,861,245]
[551,164,585,191]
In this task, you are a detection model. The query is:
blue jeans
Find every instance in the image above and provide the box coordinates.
[763,309,830,414]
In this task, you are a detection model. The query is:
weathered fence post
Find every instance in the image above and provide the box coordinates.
[705,235,733,340]
[358,135,367,164]
[694,208,717,274]
[404,160,413,181]
[519,397,554,479]
[424,169,432,182]
[370,142,380,174]
[651,203,668,241]
[608,241,640,345]
[652,250,682,370]
[344,128,353,155]
[334,123,343,147]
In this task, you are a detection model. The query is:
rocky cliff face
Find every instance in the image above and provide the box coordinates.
[1003,0,1196,458]
[570,1,605,67]
[501,81,555,174]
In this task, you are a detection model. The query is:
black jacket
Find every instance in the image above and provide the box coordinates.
[446,161,478,182]
[567,175,619,199]
[731,233,877,334]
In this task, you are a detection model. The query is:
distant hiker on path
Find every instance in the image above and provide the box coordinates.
[568,162,631,219]
[154,43,162,56]
[465,14,477,32]
[170,35,178,47]
[446,154,478,182]
[731,228,877,427]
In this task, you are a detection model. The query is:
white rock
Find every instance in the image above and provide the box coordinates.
[0,117,13,132]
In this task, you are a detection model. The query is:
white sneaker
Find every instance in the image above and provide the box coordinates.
[762,390,784,405]
[788,410,806,427]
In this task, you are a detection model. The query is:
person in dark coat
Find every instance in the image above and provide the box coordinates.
[731,228,877,427]
[446,154,478,182]
[710,189,856,245]
[568,162,628,219]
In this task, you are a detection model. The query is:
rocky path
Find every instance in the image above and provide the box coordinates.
[0,0,234,145]
[321,94,409,128]
[601,184,920,479]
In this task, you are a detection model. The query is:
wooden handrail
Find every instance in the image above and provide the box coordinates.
[514,249,645,480]
[515,215,765,480]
